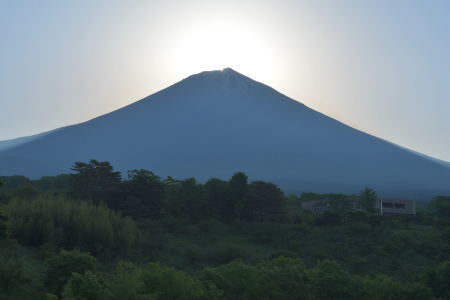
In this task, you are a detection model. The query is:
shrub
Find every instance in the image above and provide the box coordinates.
[45,250,96,296]
[140,262,206,300]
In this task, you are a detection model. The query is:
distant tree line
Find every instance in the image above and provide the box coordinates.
[68,160,286,223]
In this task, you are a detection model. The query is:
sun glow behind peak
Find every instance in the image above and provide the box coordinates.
[167,18,280,81]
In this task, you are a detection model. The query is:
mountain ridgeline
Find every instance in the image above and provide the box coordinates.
[1,68,449,198]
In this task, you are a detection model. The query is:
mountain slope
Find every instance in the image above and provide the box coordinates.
[0,129,60,152]
[1,68,449,197]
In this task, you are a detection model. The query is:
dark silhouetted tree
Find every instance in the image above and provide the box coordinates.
[164,178,206,221]
[204,178,229,220]
[121,169,165,219]
[70,160,122,208]
[359,187,379,215]
[228,172,248,220]
[243,181,285,221]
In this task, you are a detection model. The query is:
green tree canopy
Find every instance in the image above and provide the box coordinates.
[426,260,450,298]
[45,250,96,296]
[63,271,110,300]
[140,262,206,300]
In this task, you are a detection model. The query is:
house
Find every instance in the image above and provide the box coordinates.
[302,199,331,215]
[380,198,415,216]
[302,197,415,216]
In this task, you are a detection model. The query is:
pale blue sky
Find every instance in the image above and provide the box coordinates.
[1,0,449,161]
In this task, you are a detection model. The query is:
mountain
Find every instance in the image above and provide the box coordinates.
[0,129,60,152]
[1,68,449,198]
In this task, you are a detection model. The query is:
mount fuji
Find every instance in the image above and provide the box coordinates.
[1,68,449,198]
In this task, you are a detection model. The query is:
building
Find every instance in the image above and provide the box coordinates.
[302,199,331,215]
[302,197,415,216]
[380,198,415,216]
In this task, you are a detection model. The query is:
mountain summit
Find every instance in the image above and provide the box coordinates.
[1,69,449,197]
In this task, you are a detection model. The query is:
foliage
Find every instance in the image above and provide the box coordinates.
[315,210,343,226]
[101,262,147,300]
[425,260,450,299]
[0,241,46,299]
[0,206,8,239]
[228,172,248,220]
[200,260,259,299]
[243,181,285,222]
[359,274,432,300]
[33,174,71,191]
[121,169,165,219]
[204,178,230,220]
[45,250,96,296]
[5,196,140,253]
[309,260,360,299]
[62,271,110,300]
[430,195,450,227]
[0,175,30,189]
[255,257,311,299]
[140,262,206,300]
[359,187,379,214]
[13,184,39,200]
[164,177,207,221]
[1,161,450,299]
[70,160,122,207]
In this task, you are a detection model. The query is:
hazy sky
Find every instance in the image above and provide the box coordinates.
[1,0,449,161]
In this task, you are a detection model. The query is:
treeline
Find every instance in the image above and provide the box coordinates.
[2,160,286,223]
[69,160,286,222]
[1,160,450,299]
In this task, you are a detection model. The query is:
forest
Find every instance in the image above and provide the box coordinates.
[0,159,449,299]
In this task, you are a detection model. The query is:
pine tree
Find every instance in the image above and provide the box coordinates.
[358,187,379,215]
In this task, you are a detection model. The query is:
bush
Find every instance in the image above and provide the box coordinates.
[0,249,45,299]
[199,261,259,300]
[101,262,146,300]
[62,271,110,300]
[45,250,96,295]
[140,262,206,300]
[426,261,450,299]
